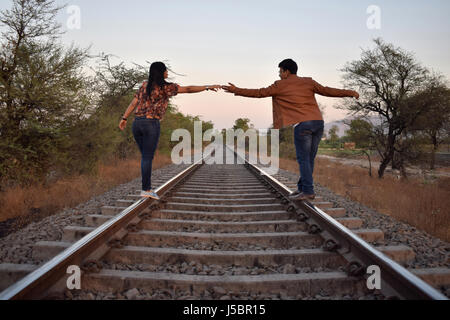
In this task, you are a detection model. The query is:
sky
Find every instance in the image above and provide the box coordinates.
[2,0,449,129]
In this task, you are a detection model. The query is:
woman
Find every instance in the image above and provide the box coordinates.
[119,62,221,200]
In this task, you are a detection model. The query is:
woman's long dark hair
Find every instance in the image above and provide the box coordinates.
[146,62,169,97]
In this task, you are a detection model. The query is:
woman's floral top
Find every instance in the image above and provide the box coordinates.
[134,81,179,119]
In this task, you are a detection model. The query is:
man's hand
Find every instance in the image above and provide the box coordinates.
[222,83,237,93]
[351,91,360,100]
[119,119,127,131]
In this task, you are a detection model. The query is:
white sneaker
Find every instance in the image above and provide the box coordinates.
[140,190,160,200]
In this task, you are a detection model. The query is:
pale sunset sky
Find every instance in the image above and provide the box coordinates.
[2,0,449,129]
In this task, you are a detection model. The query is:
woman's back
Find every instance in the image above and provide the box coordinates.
[134,81,179,119]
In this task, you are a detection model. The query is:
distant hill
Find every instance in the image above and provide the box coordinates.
[324,115,381,137]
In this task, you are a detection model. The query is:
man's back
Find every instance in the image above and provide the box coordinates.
[231,74,355,128]
[274,75,324,128]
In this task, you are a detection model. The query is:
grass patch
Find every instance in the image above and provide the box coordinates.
[317,148,374,158]
[0,151,172,231]
[279,157,450,242]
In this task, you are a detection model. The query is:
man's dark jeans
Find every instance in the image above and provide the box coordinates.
[132,117,160,191]
[294,120,324,195]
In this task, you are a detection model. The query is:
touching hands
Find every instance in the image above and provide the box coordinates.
[222,83,237,93]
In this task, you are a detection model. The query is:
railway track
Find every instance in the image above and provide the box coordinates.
[0,144,447,300]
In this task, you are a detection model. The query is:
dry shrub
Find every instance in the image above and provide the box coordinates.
[0,152,172,227]
[279,157,450,242]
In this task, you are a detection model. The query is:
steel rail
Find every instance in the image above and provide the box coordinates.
[230,145,447,300]
[2,144,446,300]
[0,153,208,300]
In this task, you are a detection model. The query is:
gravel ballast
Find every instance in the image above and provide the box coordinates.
[0,162,448,300]
[275,168,449,270]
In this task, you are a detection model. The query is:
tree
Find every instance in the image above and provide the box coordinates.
[279,125,293,144]
[328,125,339,147]
[340,38,442,178]
[0,0,91,184]
[87,53,148,161]
[0,0,217,187]
[405,81,450,169]
[275,125,295,159]
[344,118,374,149]
[232,118,253,131]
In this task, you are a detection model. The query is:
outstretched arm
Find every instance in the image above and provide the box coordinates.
[178,85,222,94]
[313,80,359,99]
[222,82,280,98]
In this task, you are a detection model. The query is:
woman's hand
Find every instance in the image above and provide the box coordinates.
[119,98,137,130]
[206,85,222,92]
[119,119,127,131]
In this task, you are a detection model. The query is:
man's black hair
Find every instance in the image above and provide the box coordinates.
[278,59,298,75]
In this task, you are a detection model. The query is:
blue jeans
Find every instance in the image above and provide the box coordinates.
[132,117,160,191]
[294,120,324,195]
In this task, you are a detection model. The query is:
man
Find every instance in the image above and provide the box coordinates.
[222,59,359,201]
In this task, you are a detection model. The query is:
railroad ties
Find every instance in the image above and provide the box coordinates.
[1,148,448,300]
[54,164,369,298]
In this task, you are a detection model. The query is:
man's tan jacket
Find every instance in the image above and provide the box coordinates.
[231,74,355,129]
